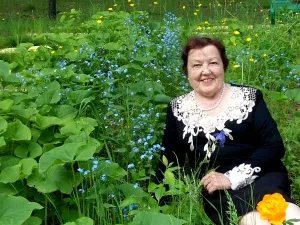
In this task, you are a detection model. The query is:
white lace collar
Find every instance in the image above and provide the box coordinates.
[170,85,257,157]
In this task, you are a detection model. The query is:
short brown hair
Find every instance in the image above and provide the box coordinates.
[181,36,229,75]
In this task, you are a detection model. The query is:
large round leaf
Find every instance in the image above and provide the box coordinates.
[63,217,94,225]
[3,120,31,141]
[0,195,42,225]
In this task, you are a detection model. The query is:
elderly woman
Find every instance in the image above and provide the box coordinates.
[155,36,300,224]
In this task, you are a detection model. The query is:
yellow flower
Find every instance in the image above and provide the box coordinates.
[263,53,267,57]
[204,21,209,24]
[194,12,198,16]
[260,9,264,12]
[257,193,288,225]
[233,30,240,35]
[207,26,211,30]
[97,20,102,24]
[99,16,103,19]
[255,34,258,37]
[108,7,113,11]
[198,3,202,7]
[249,58,254,62]
[128,0,131,2]
[51,50,55,54]
[246,37,252,42]
[233,42,237,46]
[114,4,118,6]
[196,26,202,30]
[218,3,221,6]
[2,18,5,21]
[233,64,240,68]
[154,1,158,5]
[74,49,78,53]
[58,46,63,49]
[130,3,134,6]
[182,5,186,9]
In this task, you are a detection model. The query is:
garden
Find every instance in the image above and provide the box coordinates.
[0,0,299,224]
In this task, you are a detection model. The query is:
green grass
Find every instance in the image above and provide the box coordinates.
[0,0,271,18]
[0,0,271,48]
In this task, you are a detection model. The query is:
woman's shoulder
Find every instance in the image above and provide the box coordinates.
[170,91,193,106]
[230,83,263,101]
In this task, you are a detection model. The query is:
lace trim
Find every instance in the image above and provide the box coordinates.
[170,86,256,156]
[224,163,261,190]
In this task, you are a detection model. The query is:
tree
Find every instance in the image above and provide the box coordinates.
[48,0,57,19]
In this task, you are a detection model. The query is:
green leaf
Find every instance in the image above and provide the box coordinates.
[285,89,300,102]
[104,42,123,51]
[0,165,20,183]
[27,165,79,194]
[22,216,42,225]
[118,183,148,198]
[65,51,79,61]
[0,117,8,135]
[148,22,161,31]
[152,94,172,103]
[75,145,97,161]
[0,137,6,148]
[0,183,18,195]
[14,142,42,159]
[130,212,187,225]
[11,106,39,120]
[0,60,20,84]
[164,170,175,185]
[0,195,42,225]
[294,112,300,117]
[162,155,168,167]
[46,80,60,91]
[50,105,78,119]
[66,90,93,106]
[63,217,94,225]
[39,142,83,172]
[35,90,61,106]
[4,120,31,141]
[35,114,63,130]
[100,161,127,180]
[0,156,20,170]
[0,99,14,113]
[39,142,97,172]
[20,158,38,177]
[60,120,83,136]
[0,60,10,77]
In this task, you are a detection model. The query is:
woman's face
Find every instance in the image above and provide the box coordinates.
[187,45,225,98]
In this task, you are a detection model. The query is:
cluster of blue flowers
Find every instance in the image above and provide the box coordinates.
[129,107,165,164]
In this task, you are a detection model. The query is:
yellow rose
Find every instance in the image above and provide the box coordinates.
[256,193,288,225]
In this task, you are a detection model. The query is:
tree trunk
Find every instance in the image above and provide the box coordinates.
[48,0,57,19]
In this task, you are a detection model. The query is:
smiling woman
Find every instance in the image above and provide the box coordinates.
[154,36,300,225]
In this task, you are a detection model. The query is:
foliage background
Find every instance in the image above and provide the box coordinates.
[0,0,299,224]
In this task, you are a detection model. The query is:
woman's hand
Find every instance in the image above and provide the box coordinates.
[200,171,231,194]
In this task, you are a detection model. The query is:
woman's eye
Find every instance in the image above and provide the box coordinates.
[193,64,202,68]
[210,62,218,65]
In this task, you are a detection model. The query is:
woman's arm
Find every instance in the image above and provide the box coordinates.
[224,89,285,190]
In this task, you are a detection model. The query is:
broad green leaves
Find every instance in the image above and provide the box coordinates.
[130,212,187,225]
[27,165,80,194]
[0,195,42,225]
[285,89,300,102]
[39,142,97,172]
[63,217,94,225]
[4,120,31,141]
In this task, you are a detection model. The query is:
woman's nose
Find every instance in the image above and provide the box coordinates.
[201,66,211,75]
